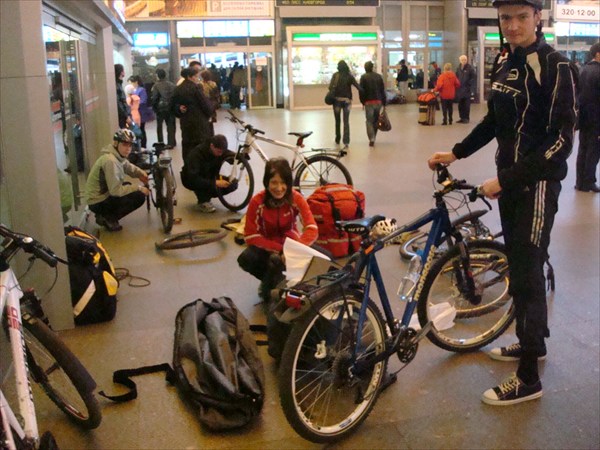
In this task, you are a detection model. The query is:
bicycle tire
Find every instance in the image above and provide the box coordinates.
[399,211,491,261]
[279,290,387,444]
[216,155,254,212]
[293,154,353,197]
[417,240,514,353]
[22,318,102,429]
[155,228,227,250]
[157,167,174,233]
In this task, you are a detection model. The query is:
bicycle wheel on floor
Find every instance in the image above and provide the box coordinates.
[293,155,352,197]
[155,228,227,250]
[417,240,514,353]
[217,155,254,212]
[279,290,387,444]
[156,167,174,233]
[23,318,102,429]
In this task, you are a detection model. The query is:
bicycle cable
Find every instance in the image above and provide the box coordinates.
[114,267,151,288]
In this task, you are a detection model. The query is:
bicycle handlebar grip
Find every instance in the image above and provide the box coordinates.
[29,240,59,268]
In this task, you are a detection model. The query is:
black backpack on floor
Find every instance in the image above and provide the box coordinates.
[100,297,265,431]
[64,226,118,325]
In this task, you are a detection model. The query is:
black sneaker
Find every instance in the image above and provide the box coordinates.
[95,215,122,232]
[481,373,542,406]
[488,343,546,362]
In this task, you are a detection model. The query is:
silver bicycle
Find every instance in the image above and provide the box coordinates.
[217,110,353,212]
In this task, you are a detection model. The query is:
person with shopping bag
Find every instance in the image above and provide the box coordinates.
[359,61,387,147]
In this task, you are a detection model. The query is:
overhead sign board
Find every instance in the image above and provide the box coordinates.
[277,0,379,5]
[554,0,599,22]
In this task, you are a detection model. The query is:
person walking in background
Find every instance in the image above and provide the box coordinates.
[575,42,600,193]
[114,64,130,128]
[171,66,214,160]
[428,0,577,406]
[329,60,361,150]
[85,129,149,232]
[428,61,441,88]
[434,63,460,125]
[455,55,476,123]
[359,61,386,147]
[396,59,409,98]
[124,84,141,126]
[200,69,220,136]
[151,68,176,148]
[230,64,246,109]
[128,75,154,149]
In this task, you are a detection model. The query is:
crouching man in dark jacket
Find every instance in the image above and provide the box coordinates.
[180,134,236,213]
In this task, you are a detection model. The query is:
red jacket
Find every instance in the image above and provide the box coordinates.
[435,71,461,100]
[244,190,318,253]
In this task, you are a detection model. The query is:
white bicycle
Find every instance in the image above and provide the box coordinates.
[1,225,101,449]
[217,109,353,212]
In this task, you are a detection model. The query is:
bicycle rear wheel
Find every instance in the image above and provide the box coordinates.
[293,155,352,197]
[155,228,227,250]
[279,291,386,444]
[156,167,174,233]
[417,240,514,353]
[23,318,102,429]
[217,155,254,212]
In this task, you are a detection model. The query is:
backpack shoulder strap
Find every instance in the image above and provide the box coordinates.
[98,363,176,403]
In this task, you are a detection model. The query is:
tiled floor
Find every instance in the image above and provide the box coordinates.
[32,103,600,448]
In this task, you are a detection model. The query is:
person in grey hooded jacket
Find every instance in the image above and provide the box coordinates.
[85,129,149,231]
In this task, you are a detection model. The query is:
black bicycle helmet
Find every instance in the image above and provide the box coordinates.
[113,128,136,144]
[492,0,543,10]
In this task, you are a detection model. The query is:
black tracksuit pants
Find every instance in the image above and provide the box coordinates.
[498,180,560,379]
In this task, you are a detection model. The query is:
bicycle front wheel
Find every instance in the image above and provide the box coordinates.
[279,291,387,444]
[417,240,514,353]
[23,318,102,429]
[156,167,174,233]
[293,155,352,197]
[217,155,254,212]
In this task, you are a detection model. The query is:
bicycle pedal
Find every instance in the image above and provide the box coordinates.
[173,218,182,225]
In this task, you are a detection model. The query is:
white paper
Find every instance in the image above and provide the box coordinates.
[283,238,331,286]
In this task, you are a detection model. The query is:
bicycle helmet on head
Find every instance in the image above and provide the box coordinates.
[113,128,136,144]
[492,0,543,10]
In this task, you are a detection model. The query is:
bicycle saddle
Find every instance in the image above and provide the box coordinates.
[288,131,313,139]
[336,215,386,236]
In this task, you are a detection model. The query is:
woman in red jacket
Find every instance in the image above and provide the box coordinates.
[435,63,461,125]
[238,157,318,301]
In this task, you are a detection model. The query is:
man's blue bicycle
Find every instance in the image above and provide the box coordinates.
[277,166,514,443]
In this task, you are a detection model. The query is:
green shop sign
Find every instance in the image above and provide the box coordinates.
[292,32,378,42]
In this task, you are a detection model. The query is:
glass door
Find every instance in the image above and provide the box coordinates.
[46,36,85,225]
[248,52,273,109]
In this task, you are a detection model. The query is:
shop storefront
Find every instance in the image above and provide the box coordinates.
[285,26,381,110]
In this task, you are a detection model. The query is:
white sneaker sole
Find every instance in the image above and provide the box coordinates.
[481,389,543,406]
[488,352,547,362]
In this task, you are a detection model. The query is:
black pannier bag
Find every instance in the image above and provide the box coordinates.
[99,297,265,431]
[64,226,118,325]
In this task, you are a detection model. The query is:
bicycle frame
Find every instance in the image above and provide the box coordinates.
[1,267,39,448]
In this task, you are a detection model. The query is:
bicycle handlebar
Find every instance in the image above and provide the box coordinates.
[227,110,265,135]
[434,164,491,208]
[0,224,67,267]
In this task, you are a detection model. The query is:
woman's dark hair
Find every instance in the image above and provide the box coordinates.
[128,75,143,85]
[180,66,199,79]
[263,157,293,205]
[114,64,124,81]
[337,60,350,73]
[200,70,212,82]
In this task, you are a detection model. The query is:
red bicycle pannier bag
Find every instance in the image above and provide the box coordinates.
[307,184,365,258]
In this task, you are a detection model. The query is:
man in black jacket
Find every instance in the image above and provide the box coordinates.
[428,0,577,406]
[359,61,387,147]
[396,59,409,98]
[575,42,600,193]
[455,55,476,123]
[180,134,235,213]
